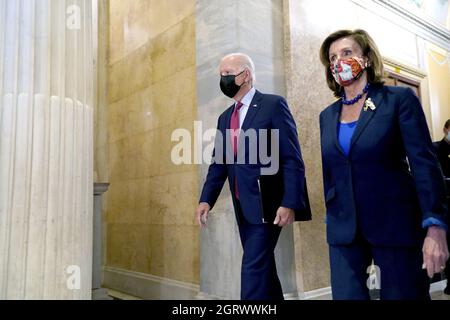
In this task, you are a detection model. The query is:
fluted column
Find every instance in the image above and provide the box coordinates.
[0,0,94,299]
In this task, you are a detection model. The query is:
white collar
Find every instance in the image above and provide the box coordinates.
[236,87,256,107]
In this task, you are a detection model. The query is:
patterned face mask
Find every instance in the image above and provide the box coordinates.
[331,56,366,87]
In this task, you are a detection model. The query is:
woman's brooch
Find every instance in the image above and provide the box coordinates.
[364,98,376,111]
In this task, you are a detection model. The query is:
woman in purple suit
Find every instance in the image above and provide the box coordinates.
[319,29,449,300]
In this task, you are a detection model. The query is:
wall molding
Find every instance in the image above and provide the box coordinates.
[103,266,199,300]
[383,56,427,79]
[103,266,306,300]
[103,271,448,301]
[352,0,450,51]
[382,54,434,136]
[296,281,448,300]
[298,287,332,300]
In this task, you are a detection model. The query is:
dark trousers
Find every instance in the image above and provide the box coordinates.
[329,230,430,300]
[235,201,283,300]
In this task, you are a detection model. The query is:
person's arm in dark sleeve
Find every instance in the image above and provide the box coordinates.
[320,111,331,224]
[199,117,228,209]
[271,97,306,210]
[397,88,448,230]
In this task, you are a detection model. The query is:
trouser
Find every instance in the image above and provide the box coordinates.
[235,201,283,300]
[329,229,430,300]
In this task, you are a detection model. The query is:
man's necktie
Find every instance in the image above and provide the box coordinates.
[230,101,243,199]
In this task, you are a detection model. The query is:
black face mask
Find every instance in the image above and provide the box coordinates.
[220,70,246,98]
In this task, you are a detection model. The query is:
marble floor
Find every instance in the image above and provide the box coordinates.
[106,280,450,300]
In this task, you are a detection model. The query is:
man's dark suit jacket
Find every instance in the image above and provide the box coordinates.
[433,139,450,178]
[200,90,311,224]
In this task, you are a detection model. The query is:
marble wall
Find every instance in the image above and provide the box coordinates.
[196,0,298,299]
[104,0,200,290]
[426,44,450,140]
[283,0,337,293]
[98,0,450,299]
[95,0,109,184]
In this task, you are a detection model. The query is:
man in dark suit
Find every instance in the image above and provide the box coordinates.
[195,53,310,300]
[433,119,450,295]
[433,120,450,177]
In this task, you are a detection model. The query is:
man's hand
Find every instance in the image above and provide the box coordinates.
[273,207,295,227]
[196,202,211,228]
[422,226,449,278]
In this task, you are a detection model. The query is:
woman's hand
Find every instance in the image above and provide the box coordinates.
[422,226,449,278]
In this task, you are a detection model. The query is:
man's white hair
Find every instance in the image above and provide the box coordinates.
[221,52,256,83]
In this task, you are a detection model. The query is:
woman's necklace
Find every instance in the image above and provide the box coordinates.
[341,83,370,105]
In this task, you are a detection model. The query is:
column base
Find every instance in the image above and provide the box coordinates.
[92,288,113,300]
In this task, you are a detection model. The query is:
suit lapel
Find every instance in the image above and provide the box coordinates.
[236,90,264,160]
[329,101,346,156]
[241,90,263,132]
[349,85,384,151]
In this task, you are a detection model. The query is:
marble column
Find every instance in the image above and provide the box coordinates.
[196,0,297,299]
[282,0,335,294]
[0,0,95,299]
